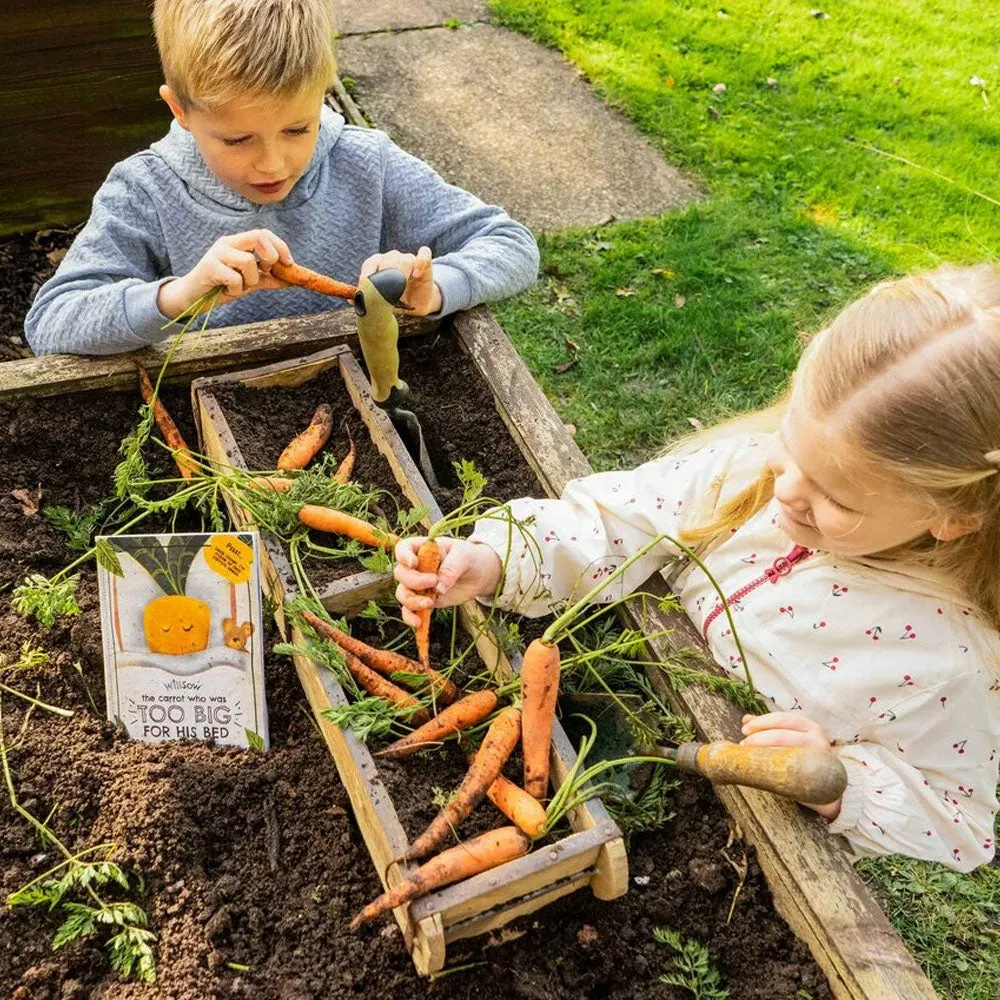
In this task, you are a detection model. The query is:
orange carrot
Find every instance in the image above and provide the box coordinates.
[399,706,521,864]
[341,649,429,726]
[376,690,498,759]
[135,364,197,479]
[520,638,561,799]
[414,538,440,669]
[485,773,548,839]
[248,476,295,492]
[350,826,530,930]
[298,504,398,550]
[333,426,356,484]
[278,404,333,470]
[301,611,459,704]
[271,261,357,302]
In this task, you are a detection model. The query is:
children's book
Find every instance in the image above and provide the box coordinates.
[97,531,268,749]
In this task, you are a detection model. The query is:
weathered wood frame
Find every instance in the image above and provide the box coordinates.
[450,307,940,1000]
[191,343,628,974]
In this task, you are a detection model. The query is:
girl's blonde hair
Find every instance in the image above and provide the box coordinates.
[153,0,337,109]
[684,264,1000,627]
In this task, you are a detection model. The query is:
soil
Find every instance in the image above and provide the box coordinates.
[0,228,77,361]
[213,374,410,588]
[0,233,833,1000]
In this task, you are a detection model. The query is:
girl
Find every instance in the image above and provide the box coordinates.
[395,264,1000,872]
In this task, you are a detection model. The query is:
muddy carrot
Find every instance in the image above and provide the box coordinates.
[333,426,356,484]
[342,649,429,726]
[414,538,441,669]
[301,611,459,704]
[485,773,548,839]
[520,638,561,799]
[134,364,196,478]
[376,690,498,759]
[248,476,295,492]
[271,261,357,302]
[350,826,530,930]
[297,504,399,550]
[399,707,521,864]
[278,404,333,470]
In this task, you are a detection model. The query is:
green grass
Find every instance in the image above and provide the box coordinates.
[488,0,1000,994]
[490,0,1000,467]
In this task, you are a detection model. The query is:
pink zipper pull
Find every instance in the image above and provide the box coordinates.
[765,545,811,583]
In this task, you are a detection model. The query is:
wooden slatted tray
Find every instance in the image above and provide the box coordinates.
[191,343,627,975]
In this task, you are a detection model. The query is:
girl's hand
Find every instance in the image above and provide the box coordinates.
[360,246,442,316]
[740,712,842,820]
[394,537,503,628]
[158,229,293,318]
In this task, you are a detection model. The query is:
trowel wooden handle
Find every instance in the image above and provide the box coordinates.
[674,741,848,805]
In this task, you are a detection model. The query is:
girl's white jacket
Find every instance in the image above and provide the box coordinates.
[470,435,1000,872]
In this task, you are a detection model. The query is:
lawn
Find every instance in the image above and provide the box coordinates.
[488,0,1000,996]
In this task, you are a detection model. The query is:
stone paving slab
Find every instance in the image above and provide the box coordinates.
[338,24,702,232]
[333,0,489,36]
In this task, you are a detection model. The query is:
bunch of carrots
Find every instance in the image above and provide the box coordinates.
[297,529,566,932]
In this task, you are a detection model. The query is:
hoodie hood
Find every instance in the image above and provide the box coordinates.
[149,105,346,214]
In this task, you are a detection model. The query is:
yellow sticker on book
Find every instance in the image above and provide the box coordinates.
[205,535,253,584]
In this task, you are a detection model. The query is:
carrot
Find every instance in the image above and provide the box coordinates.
[399,706,521,864]
[248,476,295,492]
[485,772,548,839]
[376,690,498,759]
[297,504,398,550]
[333,425,356,484]
[271,261,357,302]
[278,404,333,470]
[520,638,561,799]
[414,538,441,669]
[350,826,530,930]
[134,364,197,478]
[301,610,459,704]
[341,649,429,726]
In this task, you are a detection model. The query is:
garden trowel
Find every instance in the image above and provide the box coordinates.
[560,692,847,805]
[354,268,439,490]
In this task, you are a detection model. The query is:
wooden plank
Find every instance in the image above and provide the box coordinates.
[453,307,939,1000]
[412,826,608,927]
[0,310,435,401]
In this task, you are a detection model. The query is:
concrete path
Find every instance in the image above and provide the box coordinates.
[334,0,489,37]
[336,21,700,232]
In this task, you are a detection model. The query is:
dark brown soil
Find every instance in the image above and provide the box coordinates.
[0,227,77,361]
[212,374,409,589]
[0,233,832,1000]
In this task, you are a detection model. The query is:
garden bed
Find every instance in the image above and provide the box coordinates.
[0,230,924,997]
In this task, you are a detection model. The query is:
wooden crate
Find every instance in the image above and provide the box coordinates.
[191,343,628,975]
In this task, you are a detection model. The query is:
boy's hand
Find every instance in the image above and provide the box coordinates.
[394,537,503,628]
[741,712,842,820]
[360,245,442,316]
[158,229,293,319]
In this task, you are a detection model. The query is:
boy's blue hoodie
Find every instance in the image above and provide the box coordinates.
[25,108,539,355]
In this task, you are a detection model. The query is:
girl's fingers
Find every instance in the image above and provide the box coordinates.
[741,712,821,736]
[395,566,438,591]
[740,729,825,749]
[395,582,433,612]
[394,537,425,568]
[435,544,474,595]
[400,605,422,629]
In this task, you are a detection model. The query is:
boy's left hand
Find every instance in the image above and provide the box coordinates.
[740,712,842,820]
[360,245,442,316]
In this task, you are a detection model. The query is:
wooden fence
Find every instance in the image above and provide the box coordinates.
[0,0,167,235]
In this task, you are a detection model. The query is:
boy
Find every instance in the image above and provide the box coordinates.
[25,0,539,356]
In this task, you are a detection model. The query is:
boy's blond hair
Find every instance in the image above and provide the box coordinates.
[683,265,1000,629]
[153,0,337,109]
